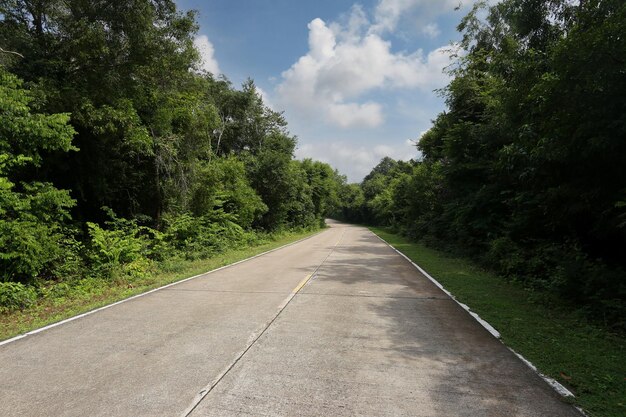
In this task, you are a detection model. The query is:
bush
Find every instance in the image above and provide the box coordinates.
[0,219,69,282]
[117,258,157,282]
[162,210,254,259]
[190,157,267,228]
[86,209,155,278]
[0,282,37,313]
[485,236,527,278]
[0,69,77,284]
[87,221,144,277]
[49,235,85,282]
[483,235,626,328]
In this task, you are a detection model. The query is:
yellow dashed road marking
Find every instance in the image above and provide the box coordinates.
[292,274,312,294]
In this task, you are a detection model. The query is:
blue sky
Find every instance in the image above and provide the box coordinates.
[177,0,474,181]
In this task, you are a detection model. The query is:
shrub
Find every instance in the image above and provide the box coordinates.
[162,211,250,259]
[87,222,143,268]
[485,236,527,277]
[0,69,77,284]
[0,282,37,313]
[86,209,154,278]
[49,235,85,282]
[117,258,157,282]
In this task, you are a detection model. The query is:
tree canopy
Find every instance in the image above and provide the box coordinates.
[336,0,626,327]
[0,0,346,291]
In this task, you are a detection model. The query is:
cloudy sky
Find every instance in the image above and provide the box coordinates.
[177,0,472,182]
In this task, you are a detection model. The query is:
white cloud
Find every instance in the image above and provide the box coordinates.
[255,86,273,110]
[328,102,384,128]
[270,0,470,180]
[309,18,336,61]
[275,10,455,129]
[371,0,463,34]
[194,35,221,75]
[296,140,418,182]
[422,23,441,38]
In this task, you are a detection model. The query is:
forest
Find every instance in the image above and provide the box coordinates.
[0,0,346,312]
[338,0,626,328]
[1,0,624,330]
[1,1,624,414]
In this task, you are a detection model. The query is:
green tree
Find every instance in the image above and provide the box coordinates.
[190,157,267,229]
[299,159,342,224]
[417,0,626,320]
[0,0,200,221]
[0,69,76,282]
[247,133,303,229]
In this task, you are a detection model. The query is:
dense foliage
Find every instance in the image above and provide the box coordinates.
[0,0,345,310]
[339,0,626,327]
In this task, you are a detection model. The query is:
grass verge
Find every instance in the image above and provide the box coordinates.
[370,227,625,417]
[0,228,321,342]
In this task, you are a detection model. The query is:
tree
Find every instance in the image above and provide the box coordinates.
[354,0,626,323]
[0,0,201,221]
[247,133,301,229]
[299,159,342,223]
[0,68,76,282]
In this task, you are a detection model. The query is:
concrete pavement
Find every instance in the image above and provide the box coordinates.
[0,221,581,416]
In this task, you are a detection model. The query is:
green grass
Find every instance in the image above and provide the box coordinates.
[0,228,321,342]
[370,227,626,417]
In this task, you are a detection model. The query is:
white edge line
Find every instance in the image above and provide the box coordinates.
[0,229,326,347]
[371,232,577,400]
[510,349,575,398]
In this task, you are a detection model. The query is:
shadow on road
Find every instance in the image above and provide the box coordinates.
[301,226,581,417]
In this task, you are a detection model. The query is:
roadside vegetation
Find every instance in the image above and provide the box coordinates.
[1,2,624,412]
[0,2,346,325]
[0,228,319,341]
[371,227,625,417]
[336,0,626,331]
[329,2,625,416]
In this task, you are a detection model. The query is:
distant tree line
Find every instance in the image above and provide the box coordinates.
[335,0,626,327]
[0,0,345,309]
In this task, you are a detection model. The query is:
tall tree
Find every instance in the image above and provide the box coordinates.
[0,0,201,221]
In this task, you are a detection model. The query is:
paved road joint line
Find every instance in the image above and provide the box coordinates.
[181,230,342,417]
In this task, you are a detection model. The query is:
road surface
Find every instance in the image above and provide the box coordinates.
[0,221,581,416]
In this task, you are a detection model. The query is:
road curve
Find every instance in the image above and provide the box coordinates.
[0,221,581,416]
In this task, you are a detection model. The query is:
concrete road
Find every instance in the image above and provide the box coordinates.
[0,221,581,416]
